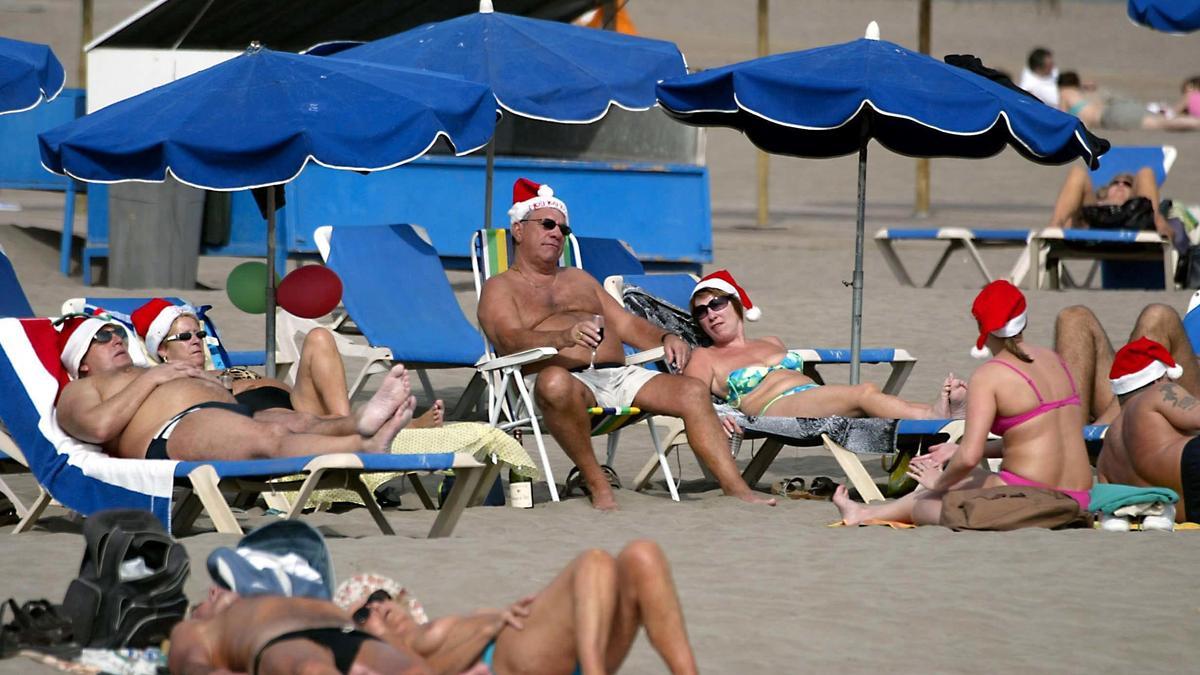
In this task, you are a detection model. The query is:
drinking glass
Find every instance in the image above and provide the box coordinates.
[589,314,605,370]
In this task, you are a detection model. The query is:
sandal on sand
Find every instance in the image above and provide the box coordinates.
[0,599,75,658]
[793,476,837,500]
[564,465,622,497]
[772,476,805,497]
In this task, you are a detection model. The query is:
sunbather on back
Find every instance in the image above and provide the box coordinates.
[833,281,1094,526]
[682,270,967,426]
[54,316,415,461]
[1098,338,1200,523]
[1046,163,1174,241]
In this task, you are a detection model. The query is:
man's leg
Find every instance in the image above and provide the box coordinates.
[533,367,617,511]
[255,365,416,438]
[1054,305,1119,423]
[600,541,698,675]
[1129,303,1200,396]
[1048,165,1097,229]
[632,374,775,505]
[289,328,352,417]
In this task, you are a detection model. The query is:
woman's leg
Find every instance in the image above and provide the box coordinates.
[1048,164,1097,229]
[833,466,998,526]
[602,541,698,675]
[1130,166,1174,238]
[761,382,944,420]
[289,328,351,417]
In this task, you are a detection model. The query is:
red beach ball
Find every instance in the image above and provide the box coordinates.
[277,265,343,319]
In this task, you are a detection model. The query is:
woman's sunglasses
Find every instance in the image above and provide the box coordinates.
[691,295,732,320]
[521,218,571,237]
[351,589,392,624]
[162,330,208,344]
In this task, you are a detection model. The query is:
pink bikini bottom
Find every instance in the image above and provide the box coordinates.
[997,470,1090,511]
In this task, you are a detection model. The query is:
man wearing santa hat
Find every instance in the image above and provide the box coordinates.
[477,178,775,510]
[1098,337,1200,523]
[54,315,417,461]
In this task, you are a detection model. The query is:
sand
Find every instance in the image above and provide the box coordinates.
[3,1,1200,673]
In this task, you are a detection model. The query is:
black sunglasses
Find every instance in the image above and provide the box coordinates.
[162,330,207,344]
[351,589,392,624]
[521,218,571,237]
[1110,179,1134,188]
[691,295,732,320]
[91,325,124,344]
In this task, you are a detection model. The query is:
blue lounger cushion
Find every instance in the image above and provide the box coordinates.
[174,452,457,479]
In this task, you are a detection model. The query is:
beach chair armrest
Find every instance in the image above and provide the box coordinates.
[625,346,665,366]
[475,347,558,372]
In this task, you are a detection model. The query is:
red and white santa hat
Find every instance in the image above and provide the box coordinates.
[131,298,196,359]
[58,316,114,379]
[1109,337,1184,395]
[507,177,568,225]
[970,280,1027,359]
[690,269,761,321]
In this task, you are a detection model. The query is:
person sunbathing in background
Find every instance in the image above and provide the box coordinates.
[1098,338,1200,523]
[131,298,443,427]
[1057,70,1200,132]
[54,316,415,460]
[1046,164,1173,240]
[833,281,1094,526]
[338,541,698,675]
[682,270,967,429]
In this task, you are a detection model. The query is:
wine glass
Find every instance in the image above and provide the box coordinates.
[588,314,605,370]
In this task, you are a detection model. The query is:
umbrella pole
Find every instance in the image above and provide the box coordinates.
[484,139,495,229]
[850,144,867,385]
[265,188,277,379]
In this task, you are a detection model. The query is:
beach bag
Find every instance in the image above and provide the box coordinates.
[1080,196,1155,231]
[939,486,1091,531]
[61,509,190,648]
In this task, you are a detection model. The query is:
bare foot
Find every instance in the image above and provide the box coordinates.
[730,490,777,506]
[409,400,444,429]
[357,366,410,437]
[363,395,417,453]
[832,484,868,525]
[931,373,969,419]
[589,485,619,512]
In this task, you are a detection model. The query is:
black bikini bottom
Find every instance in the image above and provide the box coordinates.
[252,626,378,675]
[235,385,294,413]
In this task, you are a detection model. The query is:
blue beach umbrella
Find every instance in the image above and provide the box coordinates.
[1128,0,1200,33]
[39,44,497,374]
[656,23,1108,383]
[340,0,687,227]
[0,36,64,115]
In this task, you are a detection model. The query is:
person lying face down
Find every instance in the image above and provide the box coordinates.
[54,315,417,461]
[681,269,967,431]
[338,540,699,675]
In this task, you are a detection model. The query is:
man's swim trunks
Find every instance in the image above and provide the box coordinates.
[525,363,660,411]
[145,401,254,460]
[1179,436,1200,523]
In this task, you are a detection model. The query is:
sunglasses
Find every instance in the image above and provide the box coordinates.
[91,326,124,344]
[162,330,207,344]
[1109,179,1134,188]
[521,218,571,237]
[351,589,392,625]
[691,295,732,320]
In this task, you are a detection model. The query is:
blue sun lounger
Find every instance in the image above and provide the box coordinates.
[0,317,493,536]
[874,227,1033,287]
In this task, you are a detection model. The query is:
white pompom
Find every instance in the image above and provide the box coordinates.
[745,306,762,321]
[538,184,554,197]
[1168,364,1184,379]
[479,0,494,13]
[970,345,991,359]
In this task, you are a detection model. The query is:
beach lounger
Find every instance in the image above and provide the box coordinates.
[1029,145,1178,290]
[471,228,678,502]
[0,248,35,319]
[874,227,1033,287]
[314,225,488,416]
[0,317,494,537]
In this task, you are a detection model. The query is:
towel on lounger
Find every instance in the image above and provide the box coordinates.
[1088,483,1178,515]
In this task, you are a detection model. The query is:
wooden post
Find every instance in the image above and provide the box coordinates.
[79,0,93,86]
[914,0,931,217]
[756,0,769,227]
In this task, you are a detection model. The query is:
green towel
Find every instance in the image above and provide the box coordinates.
[1089,483,1178,514]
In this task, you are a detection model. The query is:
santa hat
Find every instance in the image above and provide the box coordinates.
[691,269,761,321]
[970,280,1027,359]
[58,316,113,379]
[1109,337,1183,395]
[131,298,196,359]
[507,178,568,225]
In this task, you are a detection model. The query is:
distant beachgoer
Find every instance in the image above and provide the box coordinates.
[1018,47,1059,106]
[1053,303,1200,424]
[682,270,967,427]
[1046,163,1173,240]
[1097,338,1200,523]
[1172,75,1200,118]
[1057,70,1200,131]
[833,281,1094,526]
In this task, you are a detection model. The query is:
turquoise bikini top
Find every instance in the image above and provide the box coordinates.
[724,349,806,409]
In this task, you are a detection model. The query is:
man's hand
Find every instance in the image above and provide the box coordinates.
[145,361,208,385]
[563,318,602,350]
[662,333,691,371]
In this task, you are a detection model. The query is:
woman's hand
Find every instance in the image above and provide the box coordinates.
[719,414,743,438]
[499,595,536,630]
[910,442,957,470]
[906,459,945,491]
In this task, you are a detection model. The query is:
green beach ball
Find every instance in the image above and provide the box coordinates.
[226,261,280,314]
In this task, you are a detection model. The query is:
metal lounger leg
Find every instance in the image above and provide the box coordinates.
[428,462,496,538]
[10,488,51,534]
[346,474,396,535]
[740,438,784,489]
[513,374,560,502]
[875,238,917,287]
[922,240,964,287]
[647,420,679,502]
[408,473,436,509]
[957,239,994,285]
[185,465,242,534]
[882,361,914,396]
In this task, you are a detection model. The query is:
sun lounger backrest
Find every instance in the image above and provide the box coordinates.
[472,228,581,293]
[574,236,644,282]
[0,250,35,318]
[1088,145,1176,187]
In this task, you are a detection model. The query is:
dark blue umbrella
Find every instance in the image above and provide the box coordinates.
[0,36,64,115]
[340,0,687,226]
[39,44,497,374]
[657,23,1108,382]
[1128,0,1200,33]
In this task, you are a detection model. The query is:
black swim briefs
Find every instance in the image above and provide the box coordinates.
[145,401,255,460]
[1180,436,1200,523]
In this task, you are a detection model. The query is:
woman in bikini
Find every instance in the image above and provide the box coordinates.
[833,280,1095,526]
[682,270,966,424]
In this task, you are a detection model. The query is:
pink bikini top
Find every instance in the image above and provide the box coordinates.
[988,356,1081,436]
